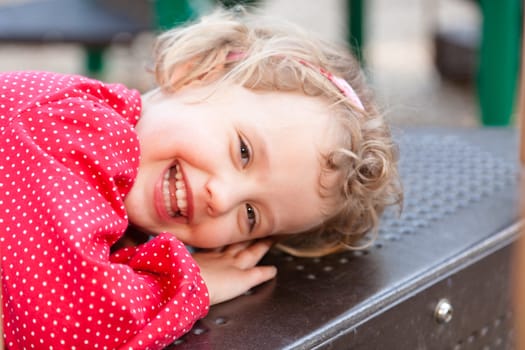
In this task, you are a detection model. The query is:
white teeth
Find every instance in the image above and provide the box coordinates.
[175,181,188,216]
[163,170,175,217]
[162,164,188,217]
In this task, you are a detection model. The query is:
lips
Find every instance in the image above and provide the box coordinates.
[162,162,189,218]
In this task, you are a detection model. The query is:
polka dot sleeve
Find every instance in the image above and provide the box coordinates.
[0,72,209,349]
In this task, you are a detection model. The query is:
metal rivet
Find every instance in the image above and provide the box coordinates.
[174,338,185,345]
[214,317,227,325]
[192,327,206,335]
[480,326,489,337]
[434,299,453,324]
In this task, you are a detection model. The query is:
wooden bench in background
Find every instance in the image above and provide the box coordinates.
[0,0,152,74]
[0,0,231,75]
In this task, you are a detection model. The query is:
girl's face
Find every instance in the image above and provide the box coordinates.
[125,83,337,248]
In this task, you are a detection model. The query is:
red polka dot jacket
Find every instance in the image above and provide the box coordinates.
[0,71,209,349]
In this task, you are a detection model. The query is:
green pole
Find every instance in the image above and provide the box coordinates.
[85,47,105,77]
[154,0,197,29]
[477,0,522,125]
[347,0,364,63]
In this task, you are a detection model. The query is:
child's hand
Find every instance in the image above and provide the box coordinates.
[192,239,277,305]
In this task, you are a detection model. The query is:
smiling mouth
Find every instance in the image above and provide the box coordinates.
[162,163,188,217]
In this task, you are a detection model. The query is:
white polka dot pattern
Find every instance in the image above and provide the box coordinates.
[0,72,209,349]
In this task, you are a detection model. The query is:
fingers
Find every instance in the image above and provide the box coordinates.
[243,265,277,289]
[222,240,253,256]
[197,240,277,305]
[235,239,273,269]
[208,265,277,306]
[223,238,273,257]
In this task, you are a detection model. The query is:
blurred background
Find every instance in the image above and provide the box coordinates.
[0,0,518,128]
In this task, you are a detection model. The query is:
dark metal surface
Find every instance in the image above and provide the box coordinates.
[333,243,515,350]
[168,127,520,350]
[0,0,152,46]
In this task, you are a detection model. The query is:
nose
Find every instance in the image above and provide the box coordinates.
[205,175,247,216]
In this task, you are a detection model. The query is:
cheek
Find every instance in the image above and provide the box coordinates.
[157,132,223,166]
[189,222,239,248]
[124,187,150,228]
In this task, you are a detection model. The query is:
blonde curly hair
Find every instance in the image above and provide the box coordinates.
[152,7,403,257]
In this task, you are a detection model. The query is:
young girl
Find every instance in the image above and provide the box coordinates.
[0,7,401,350]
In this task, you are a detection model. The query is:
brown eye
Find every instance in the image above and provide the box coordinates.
[239,136,250,167]
[245,203,257,232]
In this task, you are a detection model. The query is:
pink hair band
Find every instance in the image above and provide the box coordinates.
[226,51,365,111]
[297,59,365,111]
